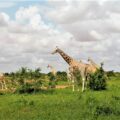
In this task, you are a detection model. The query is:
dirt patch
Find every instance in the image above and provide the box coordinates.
[55,85,70,89]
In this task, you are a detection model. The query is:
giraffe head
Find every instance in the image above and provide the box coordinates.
[51,46,59,54]
[47,64,51,68]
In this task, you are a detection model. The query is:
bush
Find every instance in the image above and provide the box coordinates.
[89,66,107,90]
[95,105,113,116]
[15,84,35,94]
[94,104,120,118]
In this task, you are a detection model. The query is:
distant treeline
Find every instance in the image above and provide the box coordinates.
[4,67,67,82]
[106,70,120,77]
[4,68,120,78]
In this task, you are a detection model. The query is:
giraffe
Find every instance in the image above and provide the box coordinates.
[51,47,87,92]
[47,64,57,88]
[0,73,7,90]
[88,57,100,70]
[47,64,57,76]
[86,57,101,77]
[83,58,102,89]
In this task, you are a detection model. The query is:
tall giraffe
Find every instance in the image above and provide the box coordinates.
[52,47,87,92]
[0,73,7,90]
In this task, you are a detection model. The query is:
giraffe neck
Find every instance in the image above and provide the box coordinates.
[57,49,73,65]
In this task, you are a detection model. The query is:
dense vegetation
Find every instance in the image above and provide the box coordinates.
[3,67,68,93]
[89,66,107,90]
[0,68,120,120]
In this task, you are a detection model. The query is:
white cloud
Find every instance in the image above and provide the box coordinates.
[46,0,120,71]
[15,6,45,29]
[90,30,103,40]
[0,12,9,26]
[0,1,120,72]
[0,5,73,72]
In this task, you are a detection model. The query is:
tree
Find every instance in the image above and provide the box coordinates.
[56,71,67,81]
[107,70,115,77]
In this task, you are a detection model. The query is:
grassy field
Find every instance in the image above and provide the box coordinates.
[0,76,120,120]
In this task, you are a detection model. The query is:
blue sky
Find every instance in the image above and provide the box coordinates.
[0,0,47,19]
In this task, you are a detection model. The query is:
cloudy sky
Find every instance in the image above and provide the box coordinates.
[0,0,120,73]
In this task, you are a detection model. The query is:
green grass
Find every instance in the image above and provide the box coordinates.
[0,77,120,120]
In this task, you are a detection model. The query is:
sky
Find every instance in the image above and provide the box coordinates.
[0,0,120,73]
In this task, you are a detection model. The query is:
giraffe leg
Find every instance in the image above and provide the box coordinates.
[84,75,87,90]
[77,87,80,92]
[71,70,75,92]
[77,80,80,91]
[72,84,75,92]
[0,82,2,89]
[82,78,85,92]
[85,80,87,90]
[72,79,75,92]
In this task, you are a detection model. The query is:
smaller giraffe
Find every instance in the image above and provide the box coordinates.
[47,64,57,76]
[47,64,57,88]
[83,58,101,89]
[0,73,7,90]
[88,57,100,69]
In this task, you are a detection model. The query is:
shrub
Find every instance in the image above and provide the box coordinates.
[0,92,4,95]
[89,66,107,90]
[95,105,113,116]
[15,84,34,94]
